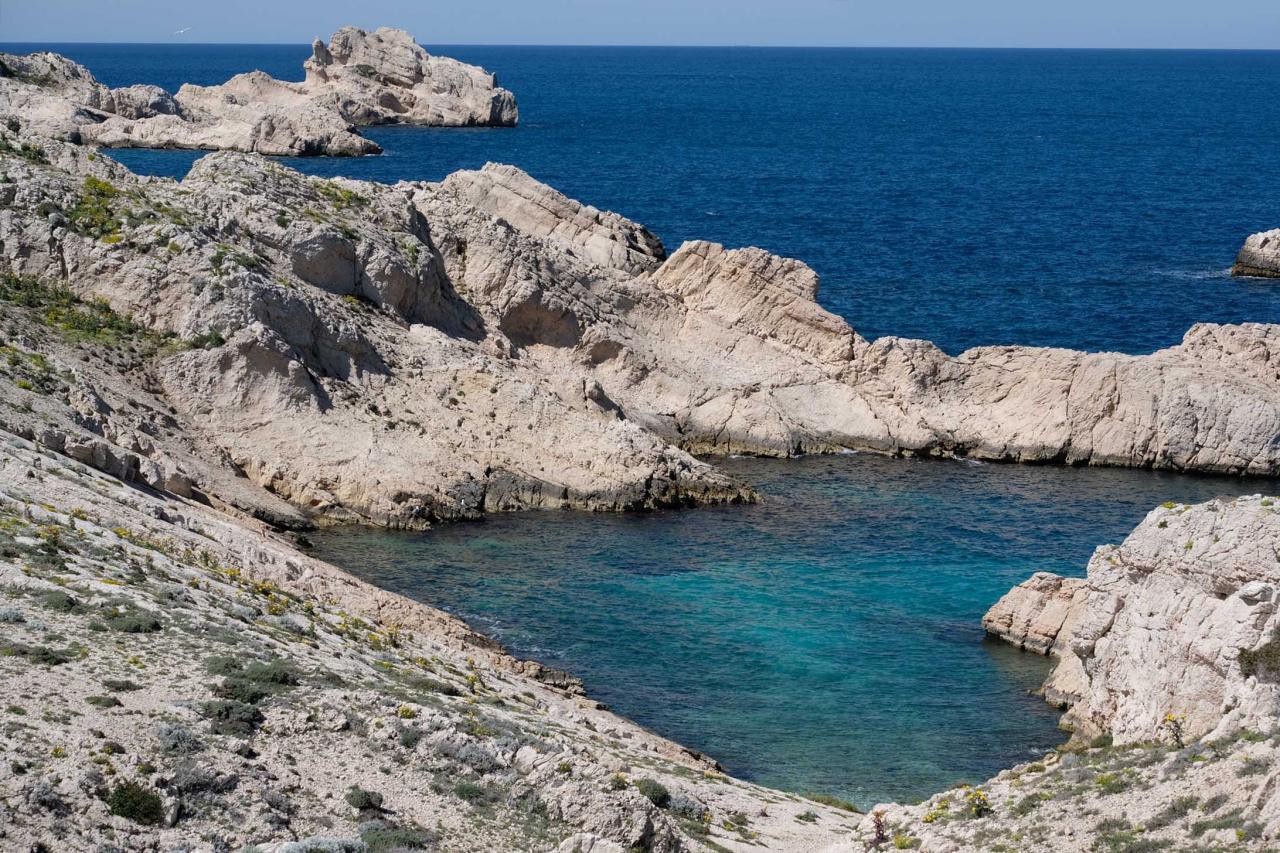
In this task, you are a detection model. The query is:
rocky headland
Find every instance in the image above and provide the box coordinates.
[1234,228,1280,278]
[892,494,1280,852]
[0,27,517,157]
[2,48,1280,851]
[0,122,1277,531]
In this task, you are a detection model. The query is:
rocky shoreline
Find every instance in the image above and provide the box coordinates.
[2,40,1279,852]
[0,27,517,157]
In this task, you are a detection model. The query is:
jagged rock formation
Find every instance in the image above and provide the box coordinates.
[1234,228,1280,278]
[987,496,1280,744]
[0,124,1278,530]
[0,28,516,157]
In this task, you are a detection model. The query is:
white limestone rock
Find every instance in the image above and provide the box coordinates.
[1,135,1277,531]
[1234,227,1280,278]
[0,28,516,157]
[987,495,1280,744]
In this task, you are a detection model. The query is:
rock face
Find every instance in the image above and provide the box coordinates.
[1234,228,1280,278]
[1,127,1279,529]
[982,571,1090,657]
[305,26,519,127]
[987,495,1280,744]
[0,29,515,157]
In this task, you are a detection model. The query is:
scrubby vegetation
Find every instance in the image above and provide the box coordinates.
[107,780,165,825]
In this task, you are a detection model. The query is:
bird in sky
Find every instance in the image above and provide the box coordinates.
[173,26,193,36]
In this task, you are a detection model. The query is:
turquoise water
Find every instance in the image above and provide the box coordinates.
[11,41,1278,805]
[312,454,1274,806]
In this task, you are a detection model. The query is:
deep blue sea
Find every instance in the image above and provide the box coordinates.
[11,42,1279,805]
[11,43,1278,354]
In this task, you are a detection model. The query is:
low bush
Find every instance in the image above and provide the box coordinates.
[106,610,162,633]
[107,781,164,825]
[804,791,861,812]
[345,785,384,811]
[199,699,263,737]
[634,778,671,808]
[453,780,501,806]
[360,825,436,852]
[1,642,75,666]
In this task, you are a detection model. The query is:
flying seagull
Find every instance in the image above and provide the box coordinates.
[173,26,193,36]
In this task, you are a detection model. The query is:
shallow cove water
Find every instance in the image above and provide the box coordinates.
[312,454,1275,806]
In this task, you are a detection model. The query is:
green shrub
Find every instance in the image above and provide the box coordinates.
[199,699,263,736]
[38,590,81,612]
[1,642,74,666]
[86,695,122,708]
[803,791,861,812]
[0,135,48,164]
[102,678,142,692]
[69,176,123,239]
[106,611,162,633]
[634,778,670,808]
[361,826,435,852]
[346,785,384,811]
[107,781,164,825]
[453,780,500,805]
[1146,795,1198,830]
[407,676,461,697]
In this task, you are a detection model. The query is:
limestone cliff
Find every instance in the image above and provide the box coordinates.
[0,28,516,157]
[988,495,1280,745]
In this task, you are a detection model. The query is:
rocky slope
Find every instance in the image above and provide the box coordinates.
[0,432,861,852]
[0,124,1277,532]
[1234,228,1280,278]
[0,27,516,157]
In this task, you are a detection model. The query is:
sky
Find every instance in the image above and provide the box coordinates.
[2,0,1279,48]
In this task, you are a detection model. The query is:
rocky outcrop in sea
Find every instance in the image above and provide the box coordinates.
[987,496,1280,744]
[0,27,516,157]
[1234,228,1280,278]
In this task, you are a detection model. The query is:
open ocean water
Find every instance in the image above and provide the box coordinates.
[10,42,1279,805]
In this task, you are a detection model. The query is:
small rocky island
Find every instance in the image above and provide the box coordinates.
[1,38,1279,853]
[0,27,517,157]
[1234,228,1280,278]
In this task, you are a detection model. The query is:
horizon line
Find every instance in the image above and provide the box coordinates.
[3,40,1280,52]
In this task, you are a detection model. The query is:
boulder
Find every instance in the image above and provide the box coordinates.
[1233,228,1280,278]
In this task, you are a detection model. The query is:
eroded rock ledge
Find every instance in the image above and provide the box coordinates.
[0,27,517,157]
[0,122,1278,529]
